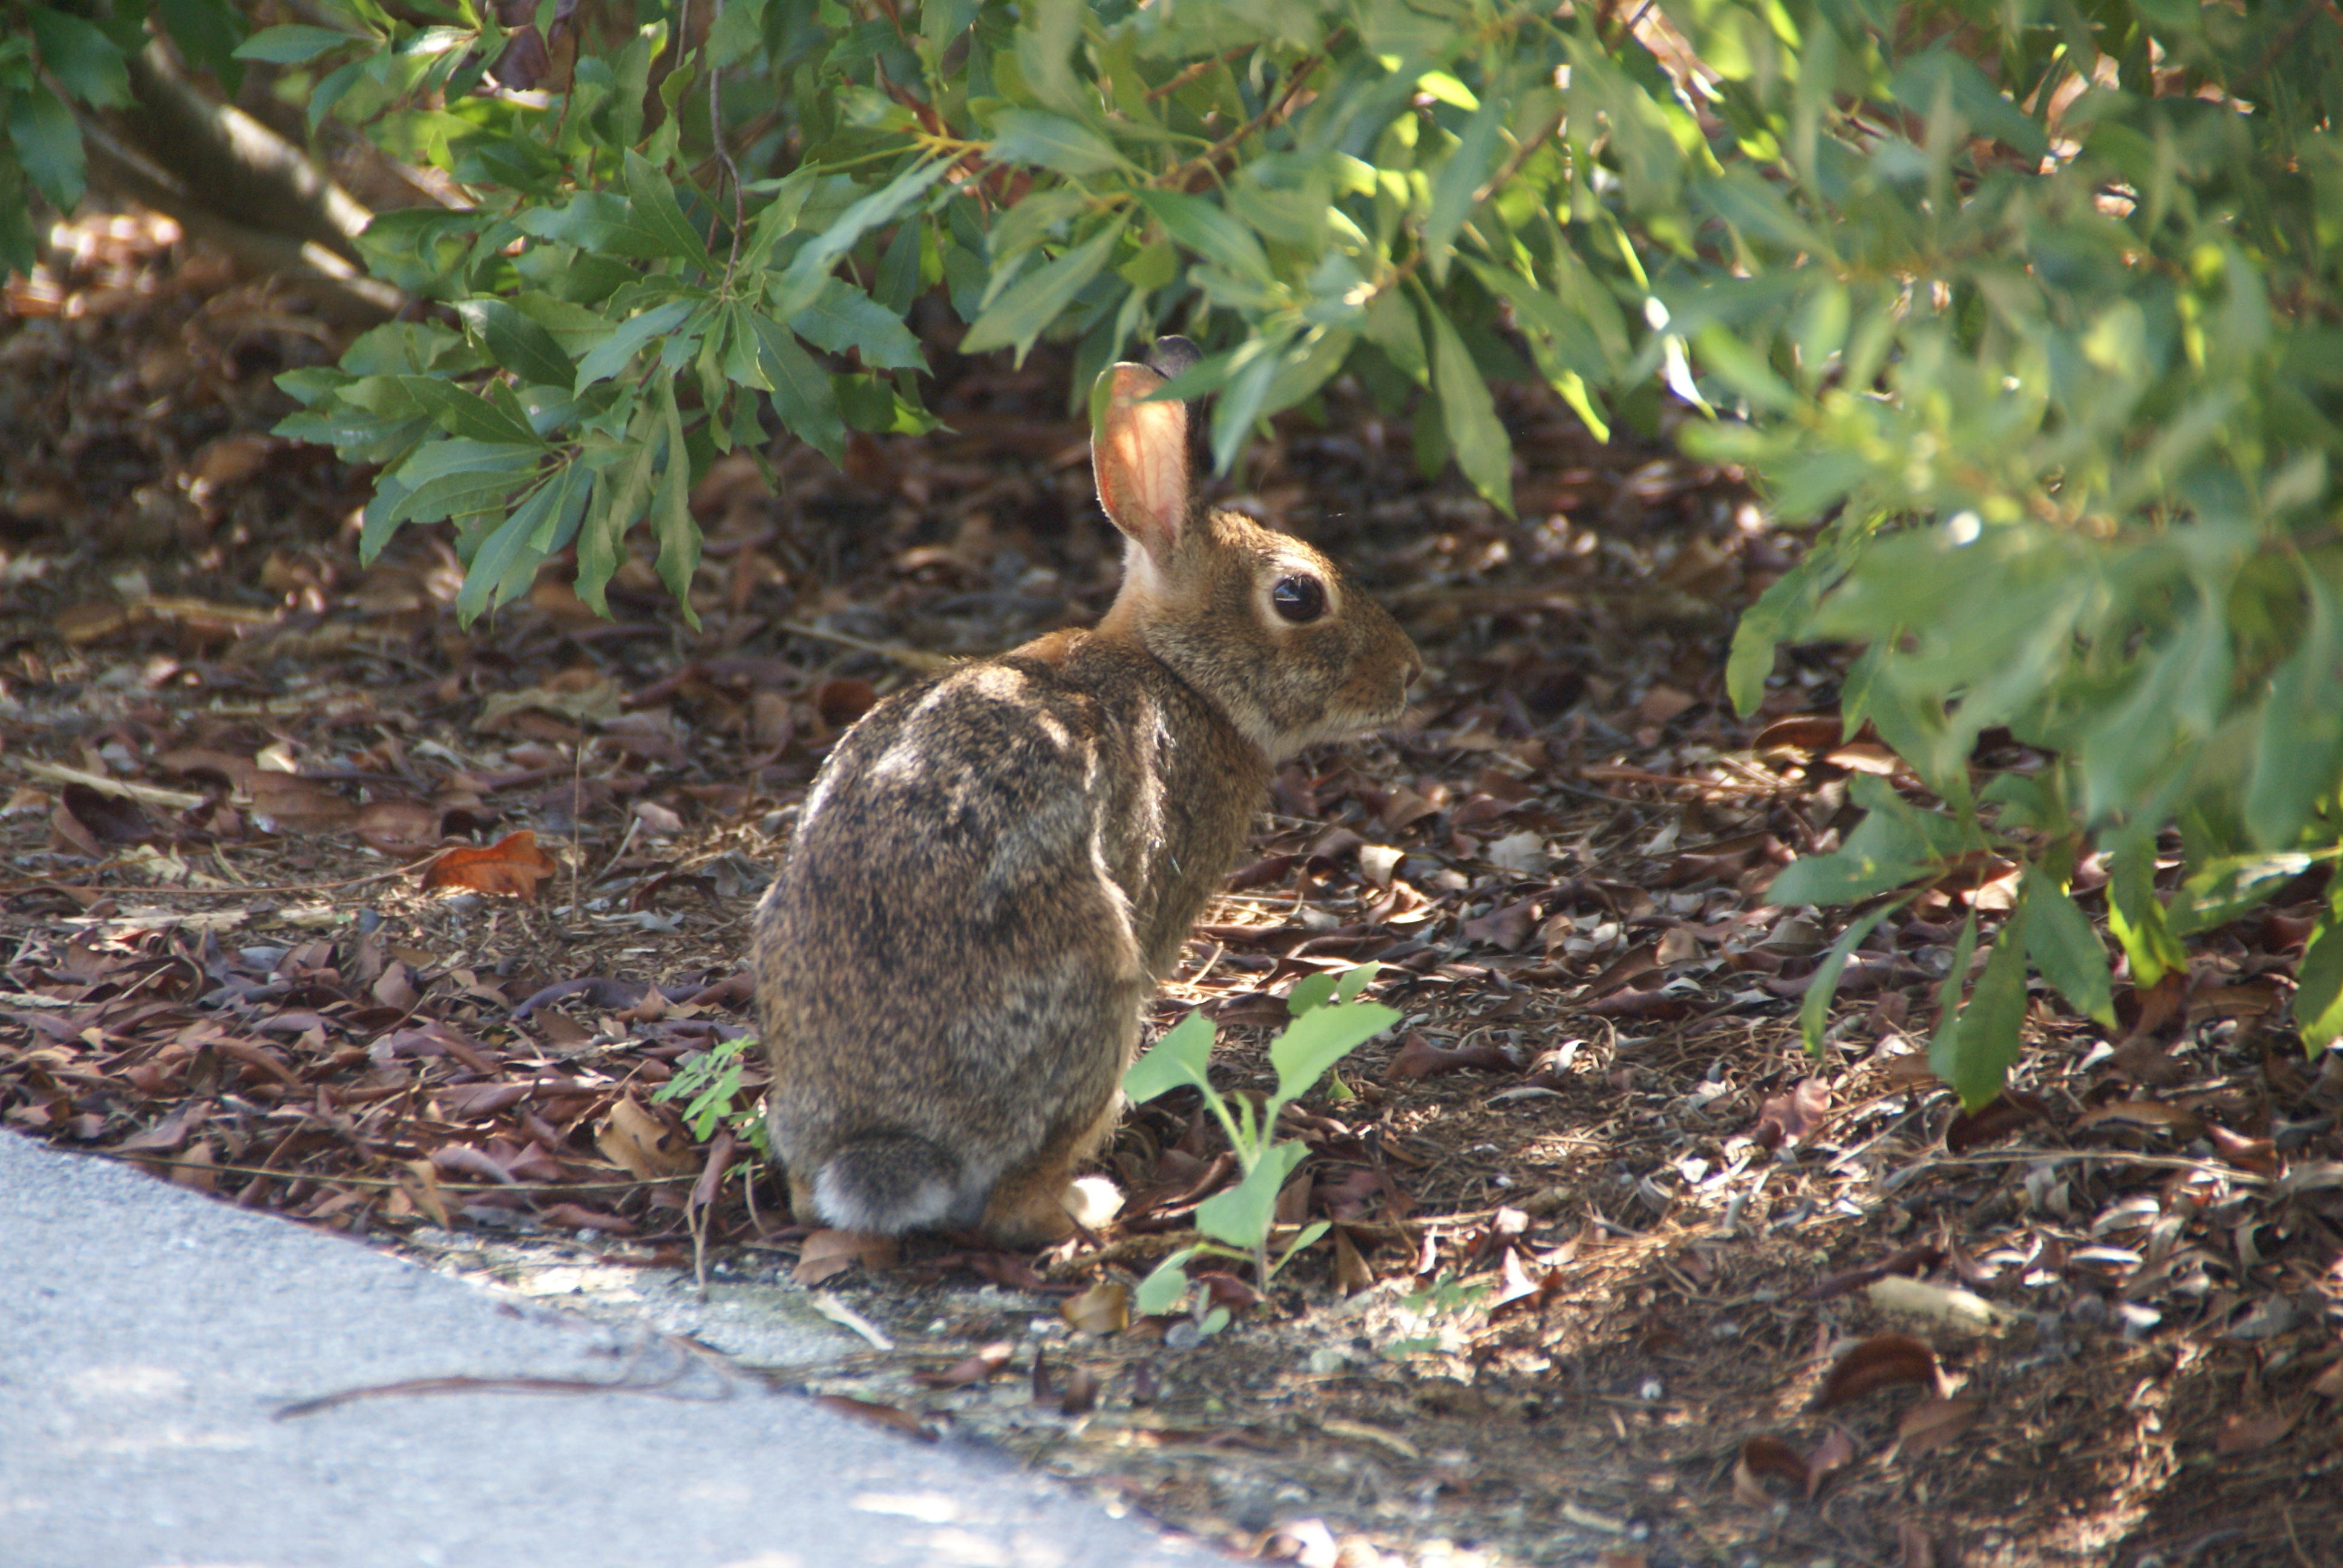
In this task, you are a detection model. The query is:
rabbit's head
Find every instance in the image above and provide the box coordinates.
[1090,341,1421,761]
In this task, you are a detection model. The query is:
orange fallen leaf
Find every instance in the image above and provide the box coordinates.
[424,830,560,899]
[1816,1333,1945,1410]
[914,1342,1014,1388]
[791,1227,896,1286]
[1060,1281,1130,1336]
[1733,1435,1809,1504]
[593,1096,696,1181]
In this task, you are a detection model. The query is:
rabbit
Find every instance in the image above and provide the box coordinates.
[752,336,1421,1245]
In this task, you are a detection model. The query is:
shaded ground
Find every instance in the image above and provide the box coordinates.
[3,209,2339,1568]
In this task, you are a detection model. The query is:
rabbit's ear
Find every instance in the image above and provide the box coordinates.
[1092,362,1191,567]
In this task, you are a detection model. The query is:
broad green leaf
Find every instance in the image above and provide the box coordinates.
[31,8,131,105]
[989,109,1124,177]
[2246,575,2343,850]
[456,460,591,624]
[1926,905,1980,1066]
[2169,853,2315,938]
[1133,1247,1203,1316]
[2022,871,2115,1028]
[1726,551,1838,715]
[768,157,954,320]
[1286,973,1337,1016]
[1124,1009,1217,1104]
[958,221,1126,361]
[1798,900,1902,1055]
[2104,838,2186,988]
[1422,89,1504,278]
[1194,1141,1309,1248]
[8,85,85,211]
[231,24,359,64]
[1334,963,1380,1005]
[574,300,696,391]
[1418,292,1513,514]
[747,313,846,462]
[1935,915,2030,1111]
[1134,191,1273,286]
[1268,1001,1400,1112]
[2292,904,2343,1053]
[650,377,699,627]
[578,425,658,616]
[454,299,573,389]
[516,192,692,260]
[623,149,719,275]
[393,376,546,447]
[789,279,926,370]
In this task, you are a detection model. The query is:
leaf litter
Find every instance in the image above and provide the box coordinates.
[1,207,2340,1567]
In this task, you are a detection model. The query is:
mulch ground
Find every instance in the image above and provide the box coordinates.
[3,207,2339,1568]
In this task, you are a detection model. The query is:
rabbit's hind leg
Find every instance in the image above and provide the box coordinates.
[978,1093,1126,1247]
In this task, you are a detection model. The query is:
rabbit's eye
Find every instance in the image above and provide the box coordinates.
[1271,575,1326,624]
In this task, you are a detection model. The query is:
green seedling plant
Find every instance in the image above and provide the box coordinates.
[1124,965,1398,1333]
[652,1032,773,1159]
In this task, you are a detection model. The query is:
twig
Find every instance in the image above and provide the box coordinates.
[775,620,954,673]
[275,1362,713,1420]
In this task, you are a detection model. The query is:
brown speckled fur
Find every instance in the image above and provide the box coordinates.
[752,342,1420,1244]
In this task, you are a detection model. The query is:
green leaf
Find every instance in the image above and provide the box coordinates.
[1423,90,1505,279]
[1935,912,2030,1111]
[1417,291,1513,515]
[2169,852,2316,938]
[2022,871,2115,1028]
[958,220,1126,362]
[1134,191,1273,286]
[2292,904,2343,1053]
[789,279,926,370]
[1798,900,1902,1055]
[30,8,131,105]
[393,376,547,446]
[232,24,359,64]
[575,300,697,391]
[2104,838,2186,988]
[748,313,846,462]
[1268,1001,1400,1114]
[2246,575,2343,850]
[454,299,573,389]
[1194,1141,1309,1249]
[515,193,689,261]
[623,149,719,274]
[1124,1010,1216,1105]
[1133,1247,1203,1316]
[1286,973,1337,1017]
[1726,551,1838,716]
[1334,963,1380,1005]
[650,377,700,629]
[8,84,85,211]
[1925,904,1979,1070]
[989,109,1123,177]
[768,157,954,321]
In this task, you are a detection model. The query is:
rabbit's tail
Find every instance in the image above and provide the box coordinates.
[812,1134,962,1234]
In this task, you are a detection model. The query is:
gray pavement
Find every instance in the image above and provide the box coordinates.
[0,1129,1205,1567]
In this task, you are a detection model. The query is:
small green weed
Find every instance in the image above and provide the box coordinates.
[651,1033,771,1158]
[1122,964,1399,1331]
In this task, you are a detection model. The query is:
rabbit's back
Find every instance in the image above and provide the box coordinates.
[755,632,1269,1227]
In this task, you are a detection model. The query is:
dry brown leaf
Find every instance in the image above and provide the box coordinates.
[593,1096,696,1181]
[1898,1523,1938,1568]
[1804,1426,1855,1496]
[1816,1333,1945,1409]
[1386,1033,1511,1082]
[2212,1405,2301,1455]
[1060,1281,1130,1336]
[423,830,560,899]
[1752,1077,1830,1149]
[356,800,444,857]
[2075,1099,2203,1137]
[1944,1091,2047,1153]
[1733,1435,1808,1504]
[400,1158,451,1229]
[249,773,358,832]
[2313,1361,2343,1401]
[792,1228,896,1285]
[1332,1226,1377,1296]
[813,1394,930,1440]
[914,1342,1014,1388]
[1893,1396,1981,1458]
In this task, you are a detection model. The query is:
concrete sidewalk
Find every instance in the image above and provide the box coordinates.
[0,1130,1204,1567]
